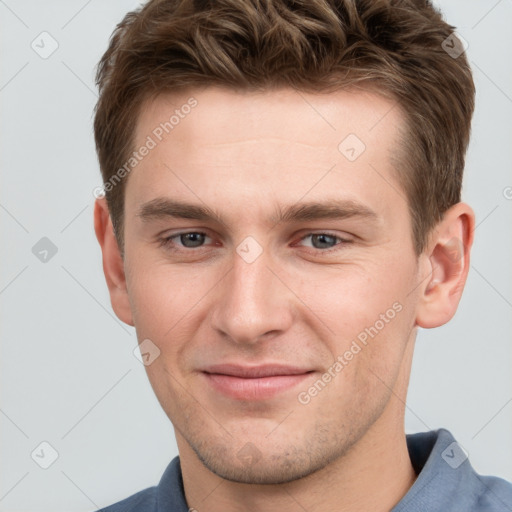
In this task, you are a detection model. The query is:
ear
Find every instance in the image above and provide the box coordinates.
[415,202,475,329]
[94,198,134,326]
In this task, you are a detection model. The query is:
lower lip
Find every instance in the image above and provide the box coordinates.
[203,372,312,400]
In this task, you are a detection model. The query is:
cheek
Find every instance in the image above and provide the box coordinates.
[300,300,414,427]
[288,254,417,392]
[127,260,211,332]
[290,257,411,337]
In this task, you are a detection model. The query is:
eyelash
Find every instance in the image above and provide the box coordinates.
[159,231,352,254]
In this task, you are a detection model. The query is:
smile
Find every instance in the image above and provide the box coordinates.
[201,364,315,400]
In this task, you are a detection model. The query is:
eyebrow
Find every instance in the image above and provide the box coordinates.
[136,197,379,225]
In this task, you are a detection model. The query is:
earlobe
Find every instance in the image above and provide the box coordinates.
[94,198,134,326]
[415,203,475,329]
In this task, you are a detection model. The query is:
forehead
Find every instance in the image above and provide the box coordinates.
[126,86,406,223]
[136,86,401,148]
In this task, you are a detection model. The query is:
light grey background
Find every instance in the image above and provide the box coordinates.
[1,1,511,511]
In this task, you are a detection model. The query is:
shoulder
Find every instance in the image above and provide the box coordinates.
[463,471,512,511]
[94,457,187,512]
[398,428,512,512]
[435,428,512,511]
[96,486,158,512]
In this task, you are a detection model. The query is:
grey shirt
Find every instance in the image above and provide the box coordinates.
[97,428,512,511]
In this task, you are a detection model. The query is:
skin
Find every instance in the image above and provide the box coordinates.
[95,87,475,512]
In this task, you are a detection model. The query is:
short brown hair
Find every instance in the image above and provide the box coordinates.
[94,0,475,255]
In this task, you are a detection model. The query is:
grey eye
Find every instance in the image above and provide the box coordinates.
[310,234,338,249]
[179,232,206,248]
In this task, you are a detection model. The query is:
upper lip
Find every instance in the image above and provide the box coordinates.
[202,364,313,378]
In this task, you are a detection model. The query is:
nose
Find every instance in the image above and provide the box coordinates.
[210,242,294,346]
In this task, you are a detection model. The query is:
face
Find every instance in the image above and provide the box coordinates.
[121,87,422,484]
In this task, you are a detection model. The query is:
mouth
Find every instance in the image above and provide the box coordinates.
[201,364,315,401]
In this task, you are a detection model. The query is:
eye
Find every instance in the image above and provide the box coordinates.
[297,233,351,251]
[160,231,212,249]
[158,231,352,254]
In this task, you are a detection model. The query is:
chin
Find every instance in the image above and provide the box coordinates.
[194,447,325,485]
[185,427,355,485]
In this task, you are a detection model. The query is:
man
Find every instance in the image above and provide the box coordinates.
[93,0,512,510]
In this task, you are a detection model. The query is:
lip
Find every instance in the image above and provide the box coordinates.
[201,364,314,400]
